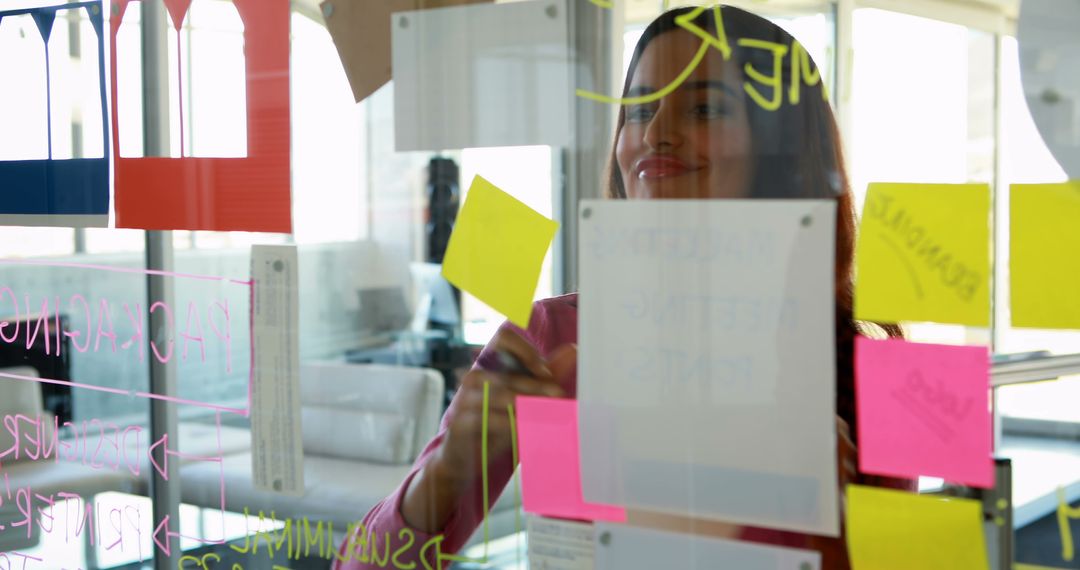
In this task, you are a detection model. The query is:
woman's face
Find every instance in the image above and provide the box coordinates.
[616,30,754,200]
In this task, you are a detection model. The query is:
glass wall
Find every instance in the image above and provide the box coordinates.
[0,0,1077,568]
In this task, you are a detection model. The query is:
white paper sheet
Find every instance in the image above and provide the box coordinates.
[391,0,572,151]
[578,200,839,535]
[251,245,304,496]
[593,522,821,570]
[527,515,595,570]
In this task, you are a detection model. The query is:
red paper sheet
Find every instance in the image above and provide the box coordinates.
[109,0,292,232]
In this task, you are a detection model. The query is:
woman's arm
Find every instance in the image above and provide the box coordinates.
[400,331,569,532]
[334,328,573,570]
[400,447,474,533]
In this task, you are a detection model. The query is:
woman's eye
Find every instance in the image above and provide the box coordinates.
[691,103,729,119]
[625,106,655,123]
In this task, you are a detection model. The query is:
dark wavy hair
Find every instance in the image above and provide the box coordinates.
[607,5,903,440]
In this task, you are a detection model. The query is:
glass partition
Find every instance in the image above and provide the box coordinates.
[1,0,1078,569]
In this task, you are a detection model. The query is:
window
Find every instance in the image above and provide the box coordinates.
[3,2,1079,567]
[993,37,1080,425]
[289,10,367,245]
[850,7,995,346]
[459,145,555,344]
[170,0,248,158]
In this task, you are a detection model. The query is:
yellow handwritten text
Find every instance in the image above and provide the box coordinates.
[789,40,828,104]
[1058,486,1080,561]
[575,4,826,112]
[209,510,448,570]
[178,551,293,570]
[736,38,788,111]
[575,6,727,106]
[209,391,518,570]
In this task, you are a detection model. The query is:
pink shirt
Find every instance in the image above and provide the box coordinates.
[333,293,910,569]
[333,294,579,570]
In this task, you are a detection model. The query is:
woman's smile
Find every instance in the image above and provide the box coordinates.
[634,154,701,180]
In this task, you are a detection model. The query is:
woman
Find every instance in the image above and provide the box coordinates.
[336,6,906,569]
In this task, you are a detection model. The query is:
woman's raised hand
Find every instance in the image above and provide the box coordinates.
[433,329,577,487]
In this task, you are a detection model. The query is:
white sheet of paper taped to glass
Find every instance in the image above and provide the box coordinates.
[578,200,839,536]
[593,522,820,570]
[251,245,304,496]
[391,0,571,151]
[527,515,595,570]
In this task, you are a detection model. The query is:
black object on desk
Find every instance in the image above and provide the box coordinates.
[0,314,73,424]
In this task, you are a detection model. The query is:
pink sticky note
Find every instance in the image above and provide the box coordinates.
[855,337,993,489]
[515,396,626,522]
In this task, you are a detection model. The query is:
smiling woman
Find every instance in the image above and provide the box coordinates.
[608,7,848,204]
[616,32,754,200]
[340,6,907,570]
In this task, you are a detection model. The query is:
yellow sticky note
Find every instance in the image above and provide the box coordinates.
[855,183,990,326]
[846,485,989,570]
[1011,182,1080,329]
[442,175,558,329]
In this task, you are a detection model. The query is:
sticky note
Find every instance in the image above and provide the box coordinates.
[514,396,625,522]
[846,485,989,570]
[855,183,990,326]
[1011,182,1080,329]
[442,175,557,328]
[855,337,993,488]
